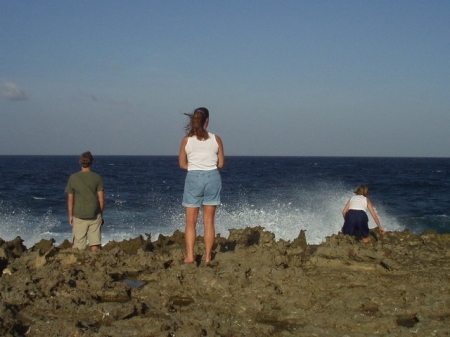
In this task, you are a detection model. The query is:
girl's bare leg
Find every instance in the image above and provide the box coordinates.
[203,205,217,263]
[184,207,199,263]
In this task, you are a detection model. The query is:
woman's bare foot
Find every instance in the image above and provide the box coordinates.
[362,237,371,243]
[204,253,212,264]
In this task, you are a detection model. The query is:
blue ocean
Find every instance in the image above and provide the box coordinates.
[0,156,449,248]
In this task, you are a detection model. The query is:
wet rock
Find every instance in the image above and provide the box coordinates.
[31,238,55,254]
[103,234,153,254]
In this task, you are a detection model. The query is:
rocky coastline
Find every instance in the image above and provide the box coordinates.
[1,227,450,336]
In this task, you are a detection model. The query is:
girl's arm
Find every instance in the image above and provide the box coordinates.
[342,200,350,218]
[367,198,386,234]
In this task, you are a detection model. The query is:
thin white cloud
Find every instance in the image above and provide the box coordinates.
[76,89,136,110]
[0,81,27,101]
[109,61,124,71]
[87,93,98,101]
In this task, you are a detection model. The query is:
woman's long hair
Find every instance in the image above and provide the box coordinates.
[184,107,209,140]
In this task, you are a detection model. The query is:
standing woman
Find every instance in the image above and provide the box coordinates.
[179,107,225,264]
[342,185,386,242]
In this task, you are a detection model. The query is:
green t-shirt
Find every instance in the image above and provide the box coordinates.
[65,171,104,219]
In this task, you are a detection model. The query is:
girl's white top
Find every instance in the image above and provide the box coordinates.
[348,195,367,211]
[185,132,219,171]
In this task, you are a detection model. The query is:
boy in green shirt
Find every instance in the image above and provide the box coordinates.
[65,151,105,251]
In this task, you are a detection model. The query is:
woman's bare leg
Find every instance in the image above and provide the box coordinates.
[203,205,217,263]
[184,207,199,263]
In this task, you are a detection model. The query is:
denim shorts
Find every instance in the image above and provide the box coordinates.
[182,169,222,207]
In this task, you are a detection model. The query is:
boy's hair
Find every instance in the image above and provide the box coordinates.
[79,151,94,168]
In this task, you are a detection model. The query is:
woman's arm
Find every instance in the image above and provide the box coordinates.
[367,198,386,234]
[179,137,189,170]
[215,135,225,169]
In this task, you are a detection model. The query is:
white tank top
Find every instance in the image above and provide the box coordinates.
[349,195,367,211]
[185,132,219,171]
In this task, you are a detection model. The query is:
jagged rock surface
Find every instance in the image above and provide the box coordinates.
[1,227,450,336]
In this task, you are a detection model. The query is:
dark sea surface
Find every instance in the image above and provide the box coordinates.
[0,156,449,247]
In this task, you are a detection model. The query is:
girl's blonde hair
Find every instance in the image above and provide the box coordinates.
[354,185,369,196]
[184,107,209,140]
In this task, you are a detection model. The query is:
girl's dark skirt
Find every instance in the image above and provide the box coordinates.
[342,209,369,238]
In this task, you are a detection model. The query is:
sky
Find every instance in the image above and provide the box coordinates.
[1,0,449,157]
